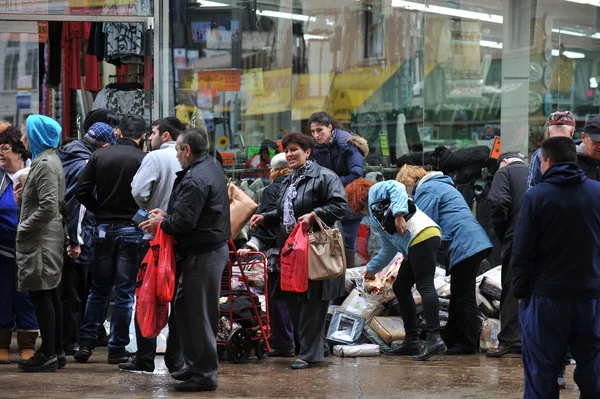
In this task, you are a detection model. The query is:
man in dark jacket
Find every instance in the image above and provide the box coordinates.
[576,115,600,181]
[141,128,230,392]
[57,122,116,355]
[487,151,528,357]
[512,137,600,398]
[74,114,146,365]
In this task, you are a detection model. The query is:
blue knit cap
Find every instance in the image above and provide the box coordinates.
[87,122,116,145]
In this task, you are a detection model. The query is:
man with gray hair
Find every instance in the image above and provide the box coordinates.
[140,128,230,392]
[527,111,576,189]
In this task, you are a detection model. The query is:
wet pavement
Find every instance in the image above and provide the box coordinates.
[0,346,581,398]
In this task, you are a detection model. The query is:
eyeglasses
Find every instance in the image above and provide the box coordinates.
[0,145,12,153]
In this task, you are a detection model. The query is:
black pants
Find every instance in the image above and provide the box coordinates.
[286,298,329,363]
[497,243,521,348]
[393,237,441,337]
[442,250,487,350]
[29,288,63,357]
[60,255,89,348]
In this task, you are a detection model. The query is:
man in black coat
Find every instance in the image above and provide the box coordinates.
[577,115,600,181]
[141,128,230,392]
[487,151,528,357]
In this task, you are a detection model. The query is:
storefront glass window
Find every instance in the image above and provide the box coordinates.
[0,1,152,17]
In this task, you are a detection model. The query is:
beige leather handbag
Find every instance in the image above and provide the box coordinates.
[228,181,258,238]
[307,212,346,281]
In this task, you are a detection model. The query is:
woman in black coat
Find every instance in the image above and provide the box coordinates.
[251,132,349,370]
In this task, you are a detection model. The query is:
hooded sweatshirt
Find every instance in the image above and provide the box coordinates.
[58,140,95,264]
[26,115,62,159]
[512,162,600,300]
[576,142,600,181]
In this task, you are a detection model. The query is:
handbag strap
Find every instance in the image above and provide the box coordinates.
[311,212,330,231]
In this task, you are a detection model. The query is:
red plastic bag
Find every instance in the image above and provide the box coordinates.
[155,223,176,302]
[136,240,169,339]
[280,224,308,293]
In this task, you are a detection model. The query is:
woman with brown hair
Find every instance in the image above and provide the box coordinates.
[251,132,349,369]
[396,165,492,355]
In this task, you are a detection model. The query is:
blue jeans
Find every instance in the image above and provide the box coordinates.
[521,294,600,399]
[79,224,143,350]
[0,254,38,330]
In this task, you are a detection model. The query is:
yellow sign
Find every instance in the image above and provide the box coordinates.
[292,73,334,120]
[245,68,292,116]
[244,68,264,94]
[0,0,48,13]
[380,135,389,157]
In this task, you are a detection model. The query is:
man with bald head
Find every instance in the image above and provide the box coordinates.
[527,111,576,189]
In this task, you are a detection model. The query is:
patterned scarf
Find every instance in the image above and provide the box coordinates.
[283,160,313,234]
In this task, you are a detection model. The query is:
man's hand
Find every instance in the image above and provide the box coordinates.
[13,182,22,206]
[297,213,316,231]
[67,245,81,259]
[395,213,407,235]
[139,213,164,234]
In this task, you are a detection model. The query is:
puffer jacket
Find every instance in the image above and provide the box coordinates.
[365,180,438,274]
[58,140,95,265]
[262,162,349,300]
[413,172,492,271]
[576,142,600,181]
[17,149,65,291]
[312,128,365,187]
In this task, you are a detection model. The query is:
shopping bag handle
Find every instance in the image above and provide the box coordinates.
[310,211,330,232]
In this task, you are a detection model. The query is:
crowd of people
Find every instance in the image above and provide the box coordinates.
[0,109,598,397]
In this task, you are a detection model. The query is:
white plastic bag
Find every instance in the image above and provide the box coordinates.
[333,344,380,357]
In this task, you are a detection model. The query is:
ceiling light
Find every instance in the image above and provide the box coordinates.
[480,40,502,49]
[304,34,328,40]
[197,0,228,6]
[565,0,600,6]
[391,0,503,24]
[552,49,585,58]
[256,10,315,22]
[592,33,600,39]
[552,28,587,37]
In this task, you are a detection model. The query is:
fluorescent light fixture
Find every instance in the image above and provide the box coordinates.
[552,28,587,37]
[197,0,228,6]
[480,40,502,49]
[304,34,328,40]
[552,49,585,58]
[592,32,600,39]
[591,77,598,89]
[565,0,600,6]
[391,0,503,24]
[256,10,315,22]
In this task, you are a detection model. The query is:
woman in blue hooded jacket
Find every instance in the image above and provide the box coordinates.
[397,165,492,355]
[346,179,447,361]
[308,112,367,269]
[15,115,65,372]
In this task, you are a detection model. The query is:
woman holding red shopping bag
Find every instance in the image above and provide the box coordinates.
[250,132,348,370]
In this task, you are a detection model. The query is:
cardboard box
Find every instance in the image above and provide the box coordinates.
[341,289,384,322]
[370,316,406,344]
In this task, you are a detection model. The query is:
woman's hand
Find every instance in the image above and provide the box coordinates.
[67,245,81,259]
[297,213,316,231]
[250,214,264,229]
[395,213,407,235]
[364,271,376,281]
[149,208,168,218]
[238,248,252,259]
[139,213,164,234]
[13,182,22,206]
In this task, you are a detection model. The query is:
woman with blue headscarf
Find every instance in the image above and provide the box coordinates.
[15,115,65,372]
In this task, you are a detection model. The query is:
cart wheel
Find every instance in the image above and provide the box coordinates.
[254,340,268,360]
[226,328,252,363]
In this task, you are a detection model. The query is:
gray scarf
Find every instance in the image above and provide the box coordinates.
[283,160,313,234]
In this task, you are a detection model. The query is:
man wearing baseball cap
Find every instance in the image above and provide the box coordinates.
[577,115,600,181]
[57,121,117,356]
[527,111,576,189]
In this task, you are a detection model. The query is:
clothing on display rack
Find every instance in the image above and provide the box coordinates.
[93,81,145,116]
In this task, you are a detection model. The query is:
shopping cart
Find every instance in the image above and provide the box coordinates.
[217,239,271,363]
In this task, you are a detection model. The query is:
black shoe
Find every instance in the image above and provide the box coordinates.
[18,352,58,372]
[171,367,193,381]
[174,380,218,392]
[267,348,296,358]
[64,343,79,356]
[387,339,421,356]
[486,345,521,357]
[107,349,134,365]
[74,346,93,363]
[119,359,154,373]
[290,359,312,370]
[413,332,447,361]
[57,352,67,369]
[445,343,478,356]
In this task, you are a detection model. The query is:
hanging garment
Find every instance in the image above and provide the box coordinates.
[104,22,143,60]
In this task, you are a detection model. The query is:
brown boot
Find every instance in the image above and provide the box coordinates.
[0,330,12,364]
[17,330,38,361]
